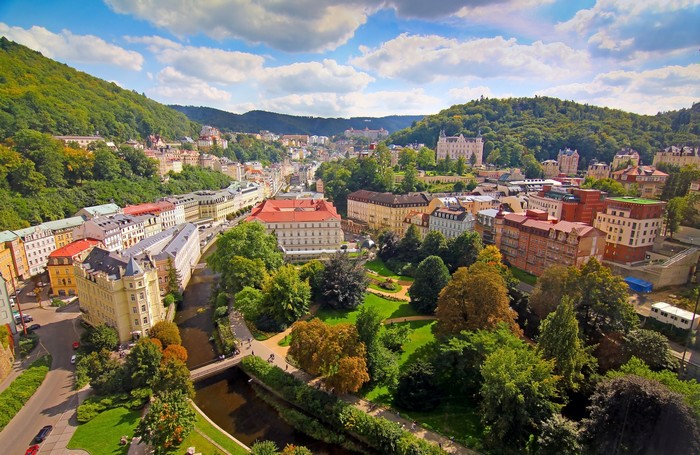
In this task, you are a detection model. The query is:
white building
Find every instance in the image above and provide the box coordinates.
[650,302,700,330]
[13,226,57,276]
[429,207,475,239]
[436,130,483,166]
[73,217,123,252]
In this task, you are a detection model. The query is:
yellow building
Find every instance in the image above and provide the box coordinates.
[0,231,29,288]
[347,190,431,236]
[41,217,86,249]
[47,239,101,297]
[75,248,165,343]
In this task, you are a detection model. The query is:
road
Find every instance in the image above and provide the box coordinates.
[0,303,84,455]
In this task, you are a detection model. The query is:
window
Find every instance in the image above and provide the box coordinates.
[139,292,144,299]
[133,307,137,313]
[143,317,148,324]
[134,319,139,326]
[130,294,135,302]
[141,305,146,312]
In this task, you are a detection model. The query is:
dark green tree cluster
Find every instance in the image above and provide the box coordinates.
[321,252,369,310]
[390,96,700,169]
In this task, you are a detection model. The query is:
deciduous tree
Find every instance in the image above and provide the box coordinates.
[162,344,188,363]
[149,321,181,349]
[135,390,196,454]
[125,338,162,390]
[82,324,119,352]
[436,262,520,337]
[397,224,421,263]
[529,265,573,320]
[418,230,447,262]
[234,286,264,321]
[263,265,311,327]
[443,231,482,272]
[410,255,450,314]
[480,346,561,453]
[221,256,268,294]
[156,357,194,398]
[536,414,581,455]
[208,221,283,274]
[622,329,677,371]
[395,360,441,411]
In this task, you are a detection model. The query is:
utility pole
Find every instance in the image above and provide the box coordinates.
[7,264,27,336]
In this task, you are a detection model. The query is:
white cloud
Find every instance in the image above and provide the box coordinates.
[0,23,143,70]
[260,60,374,95]
[256,89,441,117]
[148,67,232,103]
[556,0,700,59]
[126,36,264,84]
[536,64,700,114]
[448,86,494,103]
[351,34,589,84]
[105,0,551,52]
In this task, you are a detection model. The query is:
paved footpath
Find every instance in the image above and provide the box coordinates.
[229,311,477,455]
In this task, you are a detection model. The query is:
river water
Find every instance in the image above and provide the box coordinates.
[176,245,355,454]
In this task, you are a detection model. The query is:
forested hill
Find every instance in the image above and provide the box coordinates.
[170,105,424,136]
[0,38,198,141]
[389,97,700,168]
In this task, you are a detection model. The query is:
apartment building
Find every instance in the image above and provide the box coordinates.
[557,148,579,175]
[194,190,236,223]
[123,201,181,230]
[475,208,506,246]
[347,190,431,236]
[436,130,483,166]
[75,203,121,220]
[0,231,29,288]
[73,217,123,252]
[612,148,640,170]
[429,207,475,239]
[123,224,200,294]
[41,217,86,249]
[527,186,606,225]
[611,166,668,199]
[75,248,164,343]
[13,226,56,277]
[498,210,605,276]
[652,146,700,168]
[587,161,611,180]
[47,239,101,297]
[594,197,666,264]
[164,195,198,223]
[403,211,430,239]
[246,199,343,260]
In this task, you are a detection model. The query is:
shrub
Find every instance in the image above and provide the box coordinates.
[214,305,228,319]
[50,298,67,307]
[214,319,237,355]
[18,332,39,356]
[76,390,149,423]
[0,356,51,431]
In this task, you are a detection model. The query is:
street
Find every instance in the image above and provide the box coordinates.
[0,303,84,455]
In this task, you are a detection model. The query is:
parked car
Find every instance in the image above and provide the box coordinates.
[72,341,80,349]
[28,324,41,331]
[24,445,40,455]
[14,314,32,323]
[34,425,52,443]
[70,355,76,364]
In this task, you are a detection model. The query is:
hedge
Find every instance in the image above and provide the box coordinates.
[240,356,445,455]
[0,355,51,431]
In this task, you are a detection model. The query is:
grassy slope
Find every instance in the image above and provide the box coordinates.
[67,407,140,455]
[316,293,418,325]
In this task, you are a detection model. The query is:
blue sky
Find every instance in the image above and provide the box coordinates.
[1,0,698,117]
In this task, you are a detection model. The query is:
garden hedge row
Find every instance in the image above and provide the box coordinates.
[0,355,51,431]
[240,356,445,455]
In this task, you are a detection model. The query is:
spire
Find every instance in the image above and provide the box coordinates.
[124,256,143,277]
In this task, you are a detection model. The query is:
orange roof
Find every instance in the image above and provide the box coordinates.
[123,201,175,216]
[246,199,340,223]
[49,239,101,258]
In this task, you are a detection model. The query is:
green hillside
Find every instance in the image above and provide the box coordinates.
[170,105,424,136]
[389,97,700,168]
[0,37,198,141]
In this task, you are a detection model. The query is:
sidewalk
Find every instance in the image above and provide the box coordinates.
[0,340,49,395]
[229,311,475,454]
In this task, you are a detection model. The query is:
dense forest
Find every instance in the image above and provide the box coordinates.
[170,105,424,136]
[0,130,231,230]
[0,38,198,141]
[389,97,700,169]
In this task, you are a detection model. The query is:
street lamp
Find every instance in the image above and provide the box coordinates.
[7,264,27,336]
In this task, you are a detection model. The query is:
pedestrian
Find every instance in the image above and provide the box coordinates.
[285,364,288,371]
[411,421,416,430]
[439,443,442,450]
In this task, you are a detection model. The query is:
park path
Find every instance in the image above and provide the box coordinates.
[229,311,476,455]
[383,315,437,324]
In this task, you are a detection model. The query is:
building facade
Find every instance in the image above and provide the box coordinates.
[47,239,101,297]
[612,148,640,170]
[557,148,579,175]
[347,190,431,235]
[13,226,56,277]
[435,131,483,166]
[594,197,666,264]
[497,210,605,276]
[429,207,475,239]
[542,160,560,178]
[587,161,611,180]
[652,146,700,168]
[403,211,430,239]
[247,199,343,259]
[527,187,606,225]
[42,217,86,249]
[611,166,668,199]
[75,249,165,343]
[0,231,29,288]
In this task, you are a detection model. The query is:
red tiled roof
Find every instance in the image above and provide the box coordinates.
[123,201,175,216]
[246,199,341,223]
[611,166,668,177]
[49,239,101,258]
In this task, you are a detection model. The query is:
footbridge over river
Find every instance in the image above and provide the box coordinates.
[190,354,246,381]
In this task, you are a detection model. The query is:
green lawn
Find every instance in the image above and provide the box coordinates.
[278,334,292,347]
[67,407,140,455]
[181,407,249,455]
[316,293,418,325]
[402,401,484,450]
[368,282,402,293]
[364,258,414,282]
[509,266,538,286]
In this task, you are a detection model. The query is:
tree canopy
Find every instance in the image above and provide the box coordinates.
[321,252,368,310]
[208,221,283,277]
[409,255,451,314]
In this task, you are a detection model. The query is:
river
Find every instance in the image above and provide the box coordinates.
[176,244,355,454]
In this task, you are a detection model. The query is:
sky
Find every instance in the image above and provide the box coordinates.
[0,0,698,118]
